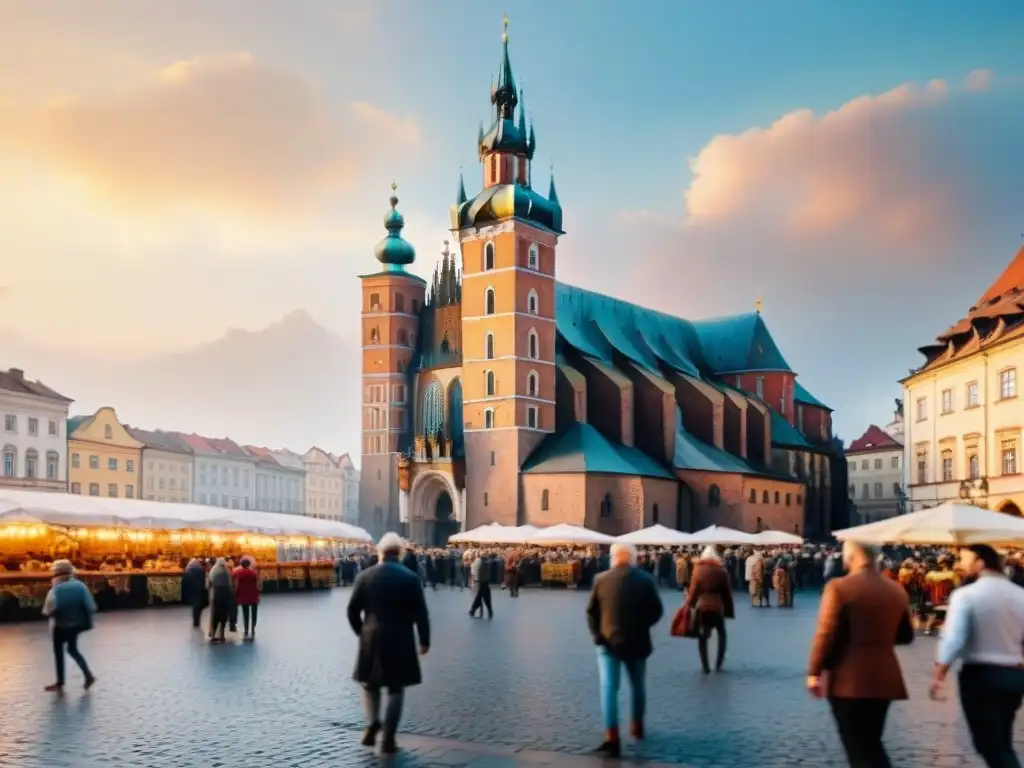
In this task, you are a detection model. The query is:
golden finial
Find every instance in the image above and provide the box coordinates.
[755,292,763,314]
[502,12,509,43]
[391,180,398,193]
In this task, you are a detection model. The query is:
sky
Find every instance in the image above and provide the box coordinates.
[1,0,1023,450]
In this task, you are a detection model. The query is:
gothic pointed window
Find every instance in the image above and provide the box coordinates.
[485,287,495,315]
[528,244,539,270]
[422,381,443,436]
[485,370,496,396]
[527,289,539,315]
[485,333,495,360]
[484,242,495,271]
[528,329,538,359]
[708,485,721,508]
[527,371,539,397]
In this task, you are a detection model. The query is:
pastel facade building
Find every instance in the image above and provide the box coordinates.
[175,433,257,510]
[904,245,1024,513]
[0,368,72,492]
[68,407,143,499]
[127,427,194,504]
[245,446,304,514]
[303,446,344,521]
[356,20,838,544]
[846,424,904,523]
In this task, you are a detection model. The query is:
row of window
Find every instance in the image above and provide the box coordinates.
[483,240,540,272]
[913,443,1008,484]
[366,384,406,405]
[482,369,540,397]
[3,415,60,437]
[849,482,902,499]
[483,329,540,360]
[479,406,541,430]
[2,447,60,480]
[198,493,251,510]
[147,476,188,491]
[145,461,190,475]
[197,465,250,488]
[368,292,420,315]
[368,327,418,347]
[481,287,540,317]
[746,488,802,506]
[916,369,1016,421]
[70,482,134,498]
[849,456,901,472]
[71,454,135,473]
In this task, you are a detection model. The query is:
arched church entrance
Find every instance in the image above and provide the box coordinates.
[434,491,458,547]
[1000,500,1023,517]
[409,471,461,546]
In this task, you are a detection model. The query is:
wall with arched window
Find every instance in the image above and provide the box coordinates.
[484,241,495,270]
[528,243,539,270]
[527,371,539,398]
[527,329,539,359]
[485,370,496,396]
[527,289,539,315]
[485,333,495,360]
[485,287,495,315]
[484,408,495,429]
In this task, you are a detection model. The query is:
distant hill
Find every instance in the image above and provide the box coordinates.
[0,310,360,458]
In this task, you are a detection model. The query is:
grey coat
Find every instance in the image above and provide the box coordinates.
[347,558,430,689]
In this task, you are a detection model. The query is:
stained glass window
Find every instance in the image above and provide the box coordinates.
[423,381,443,436]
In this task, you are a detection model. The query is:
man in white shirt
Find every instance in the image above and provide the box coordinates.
[931,544,1024,768]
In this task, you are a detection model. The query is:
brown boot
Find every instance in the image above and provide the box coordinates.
[594,728,620,758]
[630,721,644,740]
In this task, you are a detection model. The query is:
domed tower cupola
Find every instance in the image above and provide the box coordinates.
[373,182,416,270]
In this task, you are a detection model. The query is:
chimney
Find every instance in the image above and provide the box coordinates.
[9,368,24,380]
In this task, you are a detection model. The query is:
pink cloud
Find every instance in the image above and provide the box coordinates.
[680,73,996,249]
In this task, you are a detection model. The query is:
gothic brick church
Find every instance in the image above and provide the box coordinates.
[358,19,836,545]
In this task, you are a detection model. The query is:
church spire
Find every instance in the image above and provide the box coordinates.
[491,13,518,120]
[456,169,467,206]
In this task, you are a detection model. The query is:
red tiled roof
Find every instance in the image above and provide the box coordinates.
[977,244,1024,306]
[206,437,247,456]
[243,445,281,466]
[173,432,216,453]
[847,425,902,453]
[0,369,73,403]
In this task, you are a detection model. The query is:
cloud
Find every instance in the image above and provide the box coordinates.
[674,69,1013,251]
[0,53,418,219]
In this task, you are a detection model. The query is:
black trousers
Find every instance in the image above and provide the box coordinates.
[959,664,1023,768]
[240,603,259,634]
[191,602,204,627]
[829,698,891,768]
[53,627,93,686]
[697,611,726,672]
[470,582,492,616]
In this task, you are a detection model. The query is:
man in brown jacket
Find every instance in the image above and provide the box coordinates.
[807,540,914,768]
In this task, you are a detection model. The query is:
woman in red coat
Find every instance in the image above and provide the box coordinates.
[232,558,261,641]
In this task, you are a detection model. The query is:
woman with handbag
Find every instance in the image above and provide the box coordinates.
[41,559,97,692]
[682,546,735,674]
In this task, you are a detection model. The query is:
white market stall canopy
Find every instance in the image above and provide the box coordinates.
[448,522,506,543]
[615,524,693,546]
[751,530,804,546]
[687,525,757,546]
[833,502,1024,546]
[527,523,615,546]
[0,489,373,542]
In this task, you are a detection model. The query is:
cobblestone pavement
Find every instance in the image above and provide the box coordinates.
[0,584,1011,767]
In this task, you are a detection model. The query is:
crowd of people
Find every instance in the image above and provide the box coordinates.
[36,534,1024,766]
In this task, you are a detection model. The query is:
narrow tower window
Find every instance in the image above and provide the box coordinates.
[484,409,495,429]
[484,242,495,271]
[489,155,497,185]
[528,244,539,270]
[528,329,539,359]
[485,287,496,315]
[485,370,495,396]
[527,289,539,315]
[485,333,495,360]
[527,407,538,429]
[527,371,539,397]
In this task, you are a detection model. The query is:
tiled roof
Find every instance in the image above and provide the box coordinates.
[125,427,192,455]
[67,415,93,435]
[769,409,813,450]
[554,284,792,377]
[206,437,248,457]
[243,445,282,467]
[847,425,902,453]
[0,369,73,403]
[270,449,305,472]
[522,422,675,480]
[671,407,788,479]
[794,381,831,411]
[977,244,1024,306]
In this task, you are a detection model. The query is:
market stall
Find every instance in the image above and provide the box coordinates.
[687,525,757,546]
[615,524,693,546]
[833,502,1024,545]
[750,530,804,546]
[527,524,614,586]
[0,489,373,623]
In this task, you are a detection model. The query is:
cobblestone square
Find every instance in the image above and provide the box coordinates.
[0,585,1012,766]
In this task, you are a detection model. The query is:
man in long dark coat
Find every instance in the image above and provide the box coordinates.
[348,532,431,755]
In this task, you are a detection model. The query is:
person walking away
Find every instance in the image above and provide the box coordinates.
[42,559,97,692]
[930,544,1024,768]
[401,545,419,576]
[469,553,493,618]
[207,558,233,643]
[233,558,261,641]
[773,559,793,608]
[684,546,734,674]
[585,543,664,758]
[225,557,239,633]
[181,558,208,628]
[505,553,521,597]
[807,540,914,768]
[348,532,430,756]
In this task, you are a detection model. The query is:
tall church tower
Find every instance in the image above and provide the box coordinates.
[359,185,426,538]
[451,16,564,528]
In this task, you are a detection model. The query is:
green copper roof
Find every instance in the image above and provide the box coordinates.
[453,183,563,234]
[672,407,782,479]
[688,312,793,374]
[374,190,415,266]
[522,422,674,479]
[769,409,813,450]
[480,118,534,159]
[794,381,831,411]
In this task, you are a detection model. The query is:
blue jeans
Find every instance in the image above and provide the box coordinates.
[596,646,646,730]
